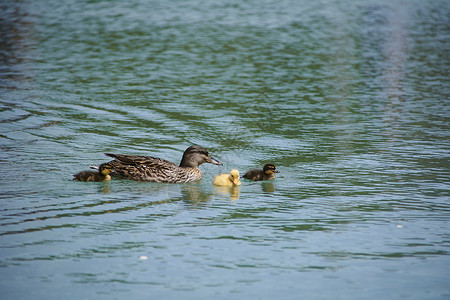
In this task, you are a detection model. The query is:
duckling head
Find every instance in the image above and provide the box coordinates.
[99,163,114,176]
[263,163,279,175]
[179,145,222,168]
[229,169,241,185]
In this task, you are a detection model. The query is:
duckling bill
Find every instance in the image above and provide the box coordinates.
[213,169,242,186]
[104,145,222,183]
[73,163,113,182]
[243,163,279,181]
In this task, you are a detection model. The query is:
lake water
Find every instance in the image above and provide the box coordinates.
[0,0,449,299]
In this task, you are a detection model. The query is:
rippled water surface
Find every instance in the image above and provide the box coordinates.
[1,0,449,299]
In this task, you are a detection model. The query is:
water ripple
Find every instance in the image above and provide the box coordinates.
[1,0,449,299]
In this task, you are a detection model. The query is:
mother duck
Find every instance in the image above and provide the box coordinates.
[104,145,222,183]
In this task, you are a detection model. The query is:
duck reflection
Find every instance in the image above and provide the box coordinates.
[214,185,240,201]
[261,181,275,193]
[157,183,212,205]
[181,185,211,205]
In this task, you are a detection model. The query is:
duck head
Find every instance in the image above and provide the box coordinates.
[263,163,279,175]
[179,145,222,168]
[99,163,114,175]
[229,169,241,185]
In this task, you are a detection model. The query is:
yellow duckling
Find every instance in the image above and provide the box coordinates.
[213,169,241,186]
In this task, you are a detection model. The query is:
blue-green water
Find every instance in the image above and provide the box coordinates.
[1,0,449,299]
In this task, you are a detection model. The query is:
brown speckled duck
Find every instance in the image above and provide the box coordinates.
[104,145,222,183]
[73,163,113,182]
[243,163,279,181]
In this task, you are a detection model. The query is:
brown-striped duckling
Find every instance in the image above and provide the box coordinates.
[213,169,242,186]
[243,163,279,181]
[104,145,222,183]
[73,163,113,182]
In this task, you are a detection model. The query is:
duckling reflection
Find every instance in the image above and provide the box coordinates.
[99,184,111,194]
[73,163,113,182]
[261,181,275,193]
[243,163,279,181]
[214,185,240,201]
[213,169,241,186]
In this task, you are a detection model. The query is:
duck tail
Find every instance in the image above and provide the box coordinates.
[104,153,117,159]
[104,153,137,165]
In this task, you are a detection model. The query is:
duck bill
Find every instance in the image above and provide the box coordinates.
[274,170,280,173]
[209,157,222,166]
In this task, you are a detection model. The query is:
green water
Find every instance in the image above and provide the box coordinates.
[1,0,449,299]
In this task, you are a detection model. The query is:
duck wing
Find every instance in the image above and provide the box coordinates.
[105,153,177,170]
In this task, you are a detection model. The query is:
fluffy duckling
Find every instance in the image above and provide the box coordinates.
[213,169,242,186]
[243,163,279,181]
[105,145,222,183]
[73,163,113,182]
